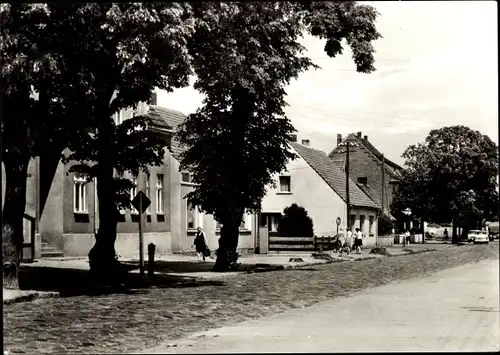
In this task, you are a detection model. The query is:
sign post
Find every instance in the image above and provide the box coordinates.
[131,190,151,277]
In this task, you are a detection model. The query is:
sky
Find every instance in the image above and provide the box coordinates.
[156,1,498,166]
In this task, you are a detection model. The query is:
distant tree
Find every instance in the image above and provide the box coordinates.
[178,1,381,270]
[392,126,499,244]
[278,204,314,239]
[377,215,393,236]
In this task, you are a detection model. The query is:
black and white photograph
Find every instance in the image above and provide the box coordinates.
[2,1,498,354]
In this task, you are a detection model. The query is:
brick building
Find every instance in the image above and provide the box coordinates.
[328,132,403,230]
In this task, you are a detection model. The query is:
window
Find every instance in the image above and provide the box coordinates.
[269,215,280,232]
[156,174,164,214]
[73,175,88,213]
[279,176,291,192]
[357,177,368,186]
[360,215,366,234]
[130,176,138,214]
[181,172,191,183]
[216,212,249,230]
[113,110,123,125]
[146,176,151,214]
[187,202,196,229]
[369,216,374,235]
[115,169,127,214]
[350,214,356,230]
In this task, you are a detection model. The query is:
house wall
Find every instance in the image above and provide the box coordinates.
[40,146,175,257]
[349,207,378,246]
[39,160,65,250]
[331,143,400,213]
[261,152,347,237]
[2,159,41,258]
[176,164,256,254]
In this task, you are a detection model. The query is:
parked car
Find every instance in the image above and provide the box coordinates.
[468,230,489,244]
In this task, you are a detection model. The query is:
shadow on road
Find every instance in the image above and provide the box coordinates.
[18,265,225,298]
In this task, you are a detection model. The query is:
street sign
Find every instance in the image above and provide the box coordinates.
[336,217,341,225]
[131,190,151,214]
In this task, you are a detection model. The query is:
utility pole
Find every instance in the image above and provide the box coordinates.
[346,141,350,231]
[381,154,385,217]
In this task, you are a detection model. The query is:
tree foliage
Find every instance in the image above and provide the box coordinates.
[278,204,314,239]
[2,3,196,282]
[392,125,499,235]
[177,1,381,270]
[377,215,393,236]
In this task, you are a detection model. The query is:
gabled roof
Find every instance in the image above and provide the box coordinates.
[290,142,379,209]
[329,134,403,178]
[148,105,187,161]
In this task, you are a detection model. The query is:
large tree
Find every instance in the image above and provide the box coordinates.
[45,3,194,276]
[178,1,381,270]
[392,125,499,243]
[1,3,68,288]
[2,3,195,284]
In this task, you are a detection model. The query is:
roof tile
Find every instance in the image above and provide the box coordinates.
[147,105,187,161]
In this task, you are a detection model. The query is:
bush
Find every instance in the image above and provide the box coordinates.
[278,203,314,238]
[378,215,393,236]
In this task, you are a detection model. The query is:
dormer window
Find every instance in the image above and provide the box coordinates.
[357,177,368,186]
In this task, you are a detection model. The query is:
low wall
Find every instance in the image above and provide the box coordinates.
[61,232,172,257]
[376,236,394,247]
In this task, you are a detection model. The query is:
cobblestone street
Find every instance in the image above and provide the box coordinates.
[4,244,499,354]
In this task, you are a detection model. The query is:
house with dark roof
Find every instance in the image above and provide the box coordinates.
[33,100,256,257]
[260,137,381,247]
[328,132,403,227]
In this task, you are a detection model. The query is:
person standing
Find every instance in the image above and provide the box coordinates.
[346,227,354,253]
[354,228,363,254]
[192,226,209,262]
[339,227,349,256]
[443,228,449,240]
[404,230,411,247]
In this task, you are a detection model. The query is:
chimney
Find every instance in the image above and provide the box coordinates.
[357,132,362,138]
[337,134,342,146]
[287,134,297,142]
[363,135,368,141]
[301,139,310,146]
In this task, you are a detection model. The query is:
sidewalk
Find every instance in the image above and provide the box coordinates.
[140,259,500,353]
[3,289,59,305]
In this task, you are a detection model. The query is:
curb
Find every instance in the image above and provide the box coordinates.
[3,291,59,305]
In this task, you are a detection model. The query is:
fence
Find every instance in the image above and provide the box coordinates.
[268,235,342,252]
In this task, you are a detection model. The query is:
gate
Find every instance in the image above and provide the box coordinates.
[22,213,35,262]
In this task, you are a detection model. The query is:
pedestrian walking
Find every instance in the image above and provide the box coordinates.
[353,228,363,254]
[192,227,209,262]
[404,230,411,247]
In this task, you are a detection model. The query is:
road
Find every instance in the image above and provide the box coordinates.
[142,259,500,353]
[4,243,498,354]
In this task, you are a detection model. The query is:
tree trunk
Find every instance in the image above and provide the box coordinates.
[213,210,243,272]
[452,220,458,244]
[88,125,122,285]
[2,153,30,289]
